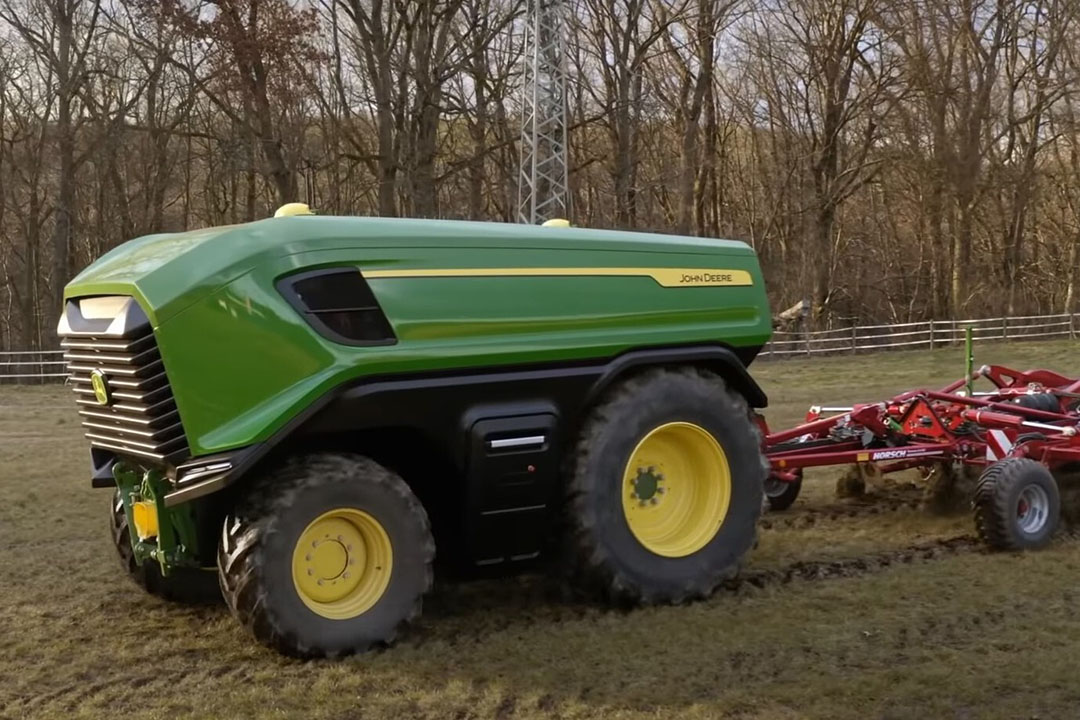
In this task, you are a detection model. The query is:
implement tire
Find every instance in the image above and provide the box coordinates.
[218,453,433,658]
[764,473,802,512]
[974,458,1060,551]
[566,367,764,604]
[109,490,221,605]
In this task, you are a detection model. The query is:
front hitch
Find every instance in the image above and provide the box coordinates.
[113,463,199,576]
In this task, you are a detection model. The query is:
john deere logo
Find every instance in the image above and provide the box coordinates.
[90,370,111,406]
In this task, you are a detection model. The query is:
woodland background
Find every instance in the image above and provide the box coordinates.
[2,0,1080,350]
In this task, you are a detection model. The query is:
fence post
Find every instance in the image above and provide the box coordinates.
[951,319,957,345]
[851,324,857,354]
[929,321,935,350]
[1002,316,1007,341]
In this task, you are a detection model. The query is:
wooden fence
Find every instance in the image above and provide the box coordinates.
[0,349,68,383]
[760,313,1077,358]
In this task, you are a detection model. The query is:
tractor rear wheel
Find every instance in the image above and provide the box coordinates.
[109,490,221,604]
[973,458,1060,551]
[566,367,764,604]
[217,453,434,658]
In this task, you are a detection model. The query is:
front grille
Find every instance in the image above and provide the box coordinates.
[58,296,189,464]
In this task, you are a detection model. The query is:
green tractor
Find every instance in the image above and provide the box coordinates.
[59,206,773,657]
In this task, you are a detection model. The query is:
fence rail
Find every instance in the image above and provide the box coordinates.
[0,350,67,383]
[0,311,1077,381]
[760,313,1078,358]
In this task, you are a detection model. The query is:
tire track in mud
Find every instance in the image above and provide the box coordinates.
[731,526,1080,594]
[761,486,931,531]
[417,493,1080,644]
[422,535,990,641]
[725,534,981,593]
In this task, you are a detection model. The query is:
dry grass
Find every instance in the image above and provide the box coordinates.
[2,339,1080,720]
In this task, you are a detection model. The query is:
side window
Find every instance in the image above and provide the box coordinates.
[277,268,396,346]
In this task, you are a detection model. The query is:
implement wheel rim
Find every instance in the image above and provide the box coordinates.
[1017,484,1050,535]
[621,422,731,557]
[291,509,393,620]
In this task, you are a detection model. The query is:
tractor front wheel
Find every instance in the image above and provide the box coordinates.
[973,458,1060,551]
[217,453,434,658]
[109,491,221,604]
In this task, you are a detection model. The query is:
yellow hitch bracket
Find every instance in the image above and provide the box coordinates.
[132,500,160,540]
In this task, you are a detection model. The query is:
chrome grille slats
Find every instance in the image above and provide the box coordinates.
[72,383,172,404]
[59,297,189,464]
[62,344,160,366]
[60,334,155,353]
[67,357,163,377]
[78,406,180,428]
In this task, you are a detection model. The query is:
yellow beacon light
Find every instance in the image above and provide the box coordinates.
[274,203,315,218]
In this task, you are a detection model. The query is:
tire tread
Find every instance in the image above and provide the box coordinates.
[217,453,434,658]
[973,457,1058,551]
[565,366,762,605]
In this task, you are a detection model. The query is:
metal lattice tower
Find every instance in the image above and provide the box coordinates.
[517,0,570,225]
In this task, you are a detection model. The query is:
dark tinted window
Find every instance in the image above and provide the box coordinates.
[279,269,396,346]
[292,271,380,312]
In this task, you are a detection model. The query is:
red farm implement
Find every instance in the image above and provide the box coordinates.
[757,360,1080,550]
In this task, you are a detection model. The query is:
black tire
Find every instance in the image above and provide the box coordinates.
[973,458,1060,551]
[109,490,221,605]
[566,367,765,604]
[764,473,802,511]
[217,453,434,658]
[1012,393,1060,413]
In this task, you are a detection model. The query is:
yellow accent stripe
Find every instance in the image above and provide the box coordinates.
[363,267,753,288]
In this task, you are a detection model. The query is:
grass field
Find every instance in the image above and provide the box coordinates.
[3,339,1080,720]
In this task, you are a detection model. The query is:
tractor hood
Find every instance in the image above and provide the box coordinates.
[64,215,759,327]
[63,223,266,326]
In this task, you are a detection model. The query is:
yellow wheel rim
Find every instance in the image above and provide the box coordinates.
[291,509,393,620]
[621,422,731,557]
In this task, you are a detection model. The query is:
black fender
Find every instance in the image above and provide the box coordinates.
[588,344,768,409]
[163,343,767,510]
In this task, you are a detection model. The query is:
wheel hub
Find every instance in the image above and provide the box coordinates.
[311,539,347,579]
[763,477,787,498]
[630,467,664,505]
[1016,484,1049,534]
[291,509,393,618]
[621,422,732,558]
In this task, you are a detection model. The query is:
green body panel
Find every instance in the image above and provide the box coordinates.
[65,217,772,457]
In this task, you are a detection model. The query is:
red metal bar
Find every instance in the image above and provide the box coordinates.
[766,403,889,445]
[920,391,1072,422]
[939,373,979,394]
[770,442,954,471]
[768,440,862,458]
[765,413,848,445]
